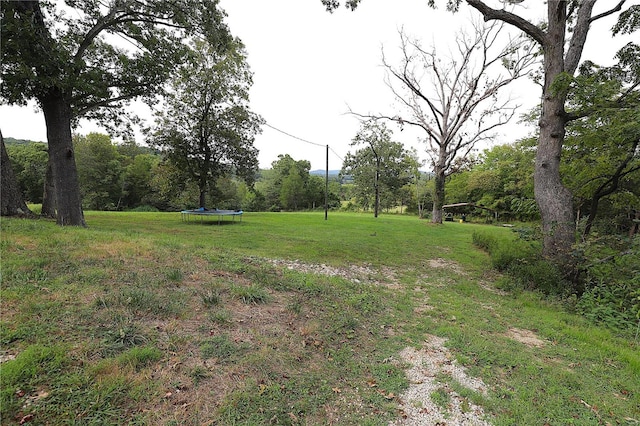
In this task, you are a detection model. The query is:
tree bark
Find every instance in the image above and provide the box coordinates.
[533,1,601,265]
[199,189,207,209]
[374,159,380,218]
[467,0,599,266]
[41,161,57,218]
[40,89,86,226]
[432,171,445,223]
[630,210,640,238]
[1,130,33,217]
[432,149,446,224]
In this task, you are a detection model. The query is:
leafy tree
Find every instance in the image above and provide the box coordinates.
[445,139,538,221]
[74,133,124,210]
[147,160,198,211]
[121,153,159,209]
[564,108,639,238]
[5,141,48,203]
[323,0,637,275]
[342,121,416,217]
[256,155,337,211]
[1,0,231,225]
[307,175,338,210]
[263,155,310,211]
[116,140,153,160]
[280,168,306,210]
[149,38,262,209]
[213,176,246,210]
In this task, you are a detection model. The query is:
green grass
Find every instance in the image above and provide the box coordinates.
[1,211,638,425]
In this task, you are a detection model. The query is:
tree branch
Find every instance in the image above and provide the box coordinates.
[589,0,626,23]
[465,0,547,46]
[565,0,597,74]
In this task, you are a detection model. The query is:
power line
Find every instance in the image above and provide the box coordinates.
[328,146,344,163]
[264,122,325,148]
[264,121,345,166]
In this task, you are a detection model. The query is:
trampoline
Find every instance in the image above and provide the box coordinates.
[180,208,243,224]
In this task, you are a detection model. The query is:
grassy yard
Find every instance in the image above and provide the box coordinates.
[1,211,638,425]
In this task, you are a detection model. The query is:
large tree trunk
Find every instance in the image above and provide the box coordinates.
[432,170,445,224]
[432,151,446,224]
[199,189,207,209]
[534,2,575,265]
[374,160,380,218]
[630,210,640,238]
[1,130,33,217]
[41,161,57,218]
[40,89,86,226]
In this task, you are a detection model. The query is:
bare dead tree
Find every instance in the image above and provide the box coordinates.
[353,18,537,223]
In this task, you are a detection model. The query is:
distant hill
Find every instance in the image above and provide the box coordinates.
[310,169,341,177]
[3,137,46,145]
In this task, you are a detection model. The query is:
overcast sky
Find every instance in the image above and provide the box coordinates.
[0,1,633,171]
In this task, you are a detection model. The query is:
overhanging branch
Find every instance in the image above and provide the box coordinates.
[465,0,547,46]
[589,0,626,23]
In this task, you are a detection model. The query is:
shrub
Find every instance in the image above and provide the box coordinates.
[473,230,567,294]
[575,235,640,336]
[476,230,640,336]
[507,259,566,295]
[576,279,640,333]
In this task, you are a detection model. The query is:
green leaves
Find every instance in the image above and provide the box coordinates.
[1,0,231,125]
[342,120,417,213]
[612,4,640,35]
[149,38,261,207]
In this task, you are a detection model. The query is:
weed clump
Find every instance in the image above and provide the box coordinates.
[201,334,248,362]
[230,284,270,304]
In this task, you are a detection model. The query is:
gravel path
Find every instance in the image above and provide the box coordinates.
[390,335,491,425]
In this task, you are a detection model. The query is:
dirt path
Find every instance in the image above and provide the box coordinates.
[269,258,493,425]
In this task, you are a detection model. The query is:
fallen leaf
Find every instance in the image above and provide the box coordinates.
[332,387,341,394]
[19,414,34,425]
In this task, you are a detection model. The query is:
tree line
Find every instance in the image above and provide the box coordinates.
[6,127,637,239]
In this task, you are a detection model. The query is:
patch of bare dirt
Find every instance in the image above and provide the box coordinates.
[0,353,16,363]
[478,281,508,296]
[428,258,466,275]
[505,328,546,348]
[390,335,491,426]
[268,259,401,289]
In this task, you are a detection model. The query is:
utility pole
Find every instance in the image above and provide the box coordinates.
[325,144,329,220]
